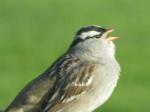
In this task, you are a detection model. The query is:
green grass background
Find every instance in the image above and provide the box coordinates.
[0,0,150,111]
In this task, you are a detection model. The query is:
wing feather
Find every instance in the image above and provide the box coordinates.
[39,55,96,112]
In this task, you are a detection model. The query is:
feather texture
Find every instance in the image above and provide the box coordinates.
[4,25,120,112]
[39,55,96,112]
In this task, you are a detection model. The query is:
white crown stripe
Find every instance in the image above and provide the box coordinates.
[79,31,101,39]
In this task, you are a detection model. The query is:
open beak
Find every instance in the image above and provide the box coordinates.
[103,29,119,42]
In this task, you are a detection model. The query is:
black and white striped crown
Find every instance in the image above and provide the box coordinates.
[76,25,107,36]
[69,25,107,48]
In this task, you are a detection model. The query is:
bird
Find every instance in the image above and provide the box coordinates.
[5,25,120,112]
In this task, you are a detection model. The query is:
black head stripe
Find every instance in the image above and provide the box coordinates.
[70,26,107,48]
[69,34,101,48]
[69,38,84,48]
[85,34,102,40]
[76,26,107,35]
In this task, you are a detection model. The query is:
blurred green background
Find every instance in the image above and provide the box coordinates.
[0,0,150,111]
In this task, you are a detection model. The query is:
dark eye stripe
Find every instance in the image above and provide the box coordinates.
[69,34,102,48]
[85,34,102,40]
[69,38,84,48]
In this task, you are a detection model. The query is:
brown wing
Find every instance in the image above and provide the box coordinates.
[40,57,96,112]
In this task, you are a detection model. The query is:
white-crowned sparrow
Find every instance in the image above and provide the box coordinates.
[5,25,120,112]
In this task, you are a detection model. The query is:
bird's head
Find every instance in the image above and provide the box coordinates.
[69,25,119,59]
